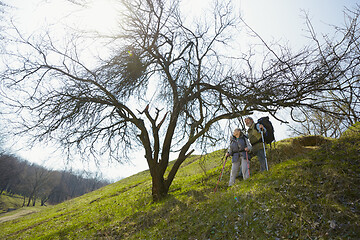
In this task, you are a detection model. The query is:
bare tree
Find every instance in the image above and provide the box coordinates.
[0,154,21,194]
[289,7,360,137]
[20,164,51,206]
[289,107,342,138]
[1,1,359,201]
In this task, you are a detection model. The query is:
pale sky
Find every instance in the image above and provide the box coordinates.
[2,0,358,181]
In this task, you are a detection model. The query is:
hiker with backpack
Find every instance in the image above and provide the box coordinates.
[225,128,252,186]
[245,117,275,171]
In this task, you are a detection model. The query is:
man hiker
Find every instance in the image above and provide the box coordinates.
[245,117,268,171]
[225,128,252,186]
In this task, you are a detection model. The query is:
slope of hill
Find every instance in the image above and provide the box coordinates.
[0,192,24,214]
[0,123,359,239]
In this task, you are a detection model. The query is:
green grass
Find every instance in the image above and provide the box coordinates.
[0,192,24,214]
[0,125,359,239]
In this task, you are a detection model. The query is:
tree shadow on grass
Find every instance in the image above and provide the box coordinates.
[97,194,190,239]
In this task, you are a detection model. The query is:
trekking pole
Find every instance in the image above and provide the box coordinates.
[246,151,250,177]
[260,130,269,171]
[214,156,228,193]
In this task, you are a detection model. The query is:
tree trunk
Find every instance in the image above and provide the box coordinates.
[27,194,32,207]
[41,196,48,206]
[151,169,169,202]
[148,147,194,202]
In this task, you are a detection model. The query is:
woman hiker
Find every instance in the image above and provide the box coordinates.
[225,128,252,186]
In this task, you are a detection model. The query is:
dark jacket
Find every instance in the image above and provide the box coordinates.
[227,134,252,163]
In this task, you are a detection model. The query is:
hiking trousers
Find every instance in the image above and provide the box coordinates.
[254,148,267,171]
[229,156,250,186]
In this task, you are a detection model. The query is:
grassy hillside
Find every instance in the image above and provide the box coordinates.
[0,192,24,214]
[0,123,359,239]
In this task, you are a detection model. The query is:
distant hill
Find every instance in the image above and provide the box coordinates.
[0,123,359,239]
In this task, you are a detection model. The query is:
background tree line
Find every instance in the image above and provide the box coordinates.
[0,153,109,207]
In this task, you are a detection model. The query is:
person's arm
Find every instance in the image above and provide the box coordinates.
[245,137,252,152]
[226,139,234,157]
